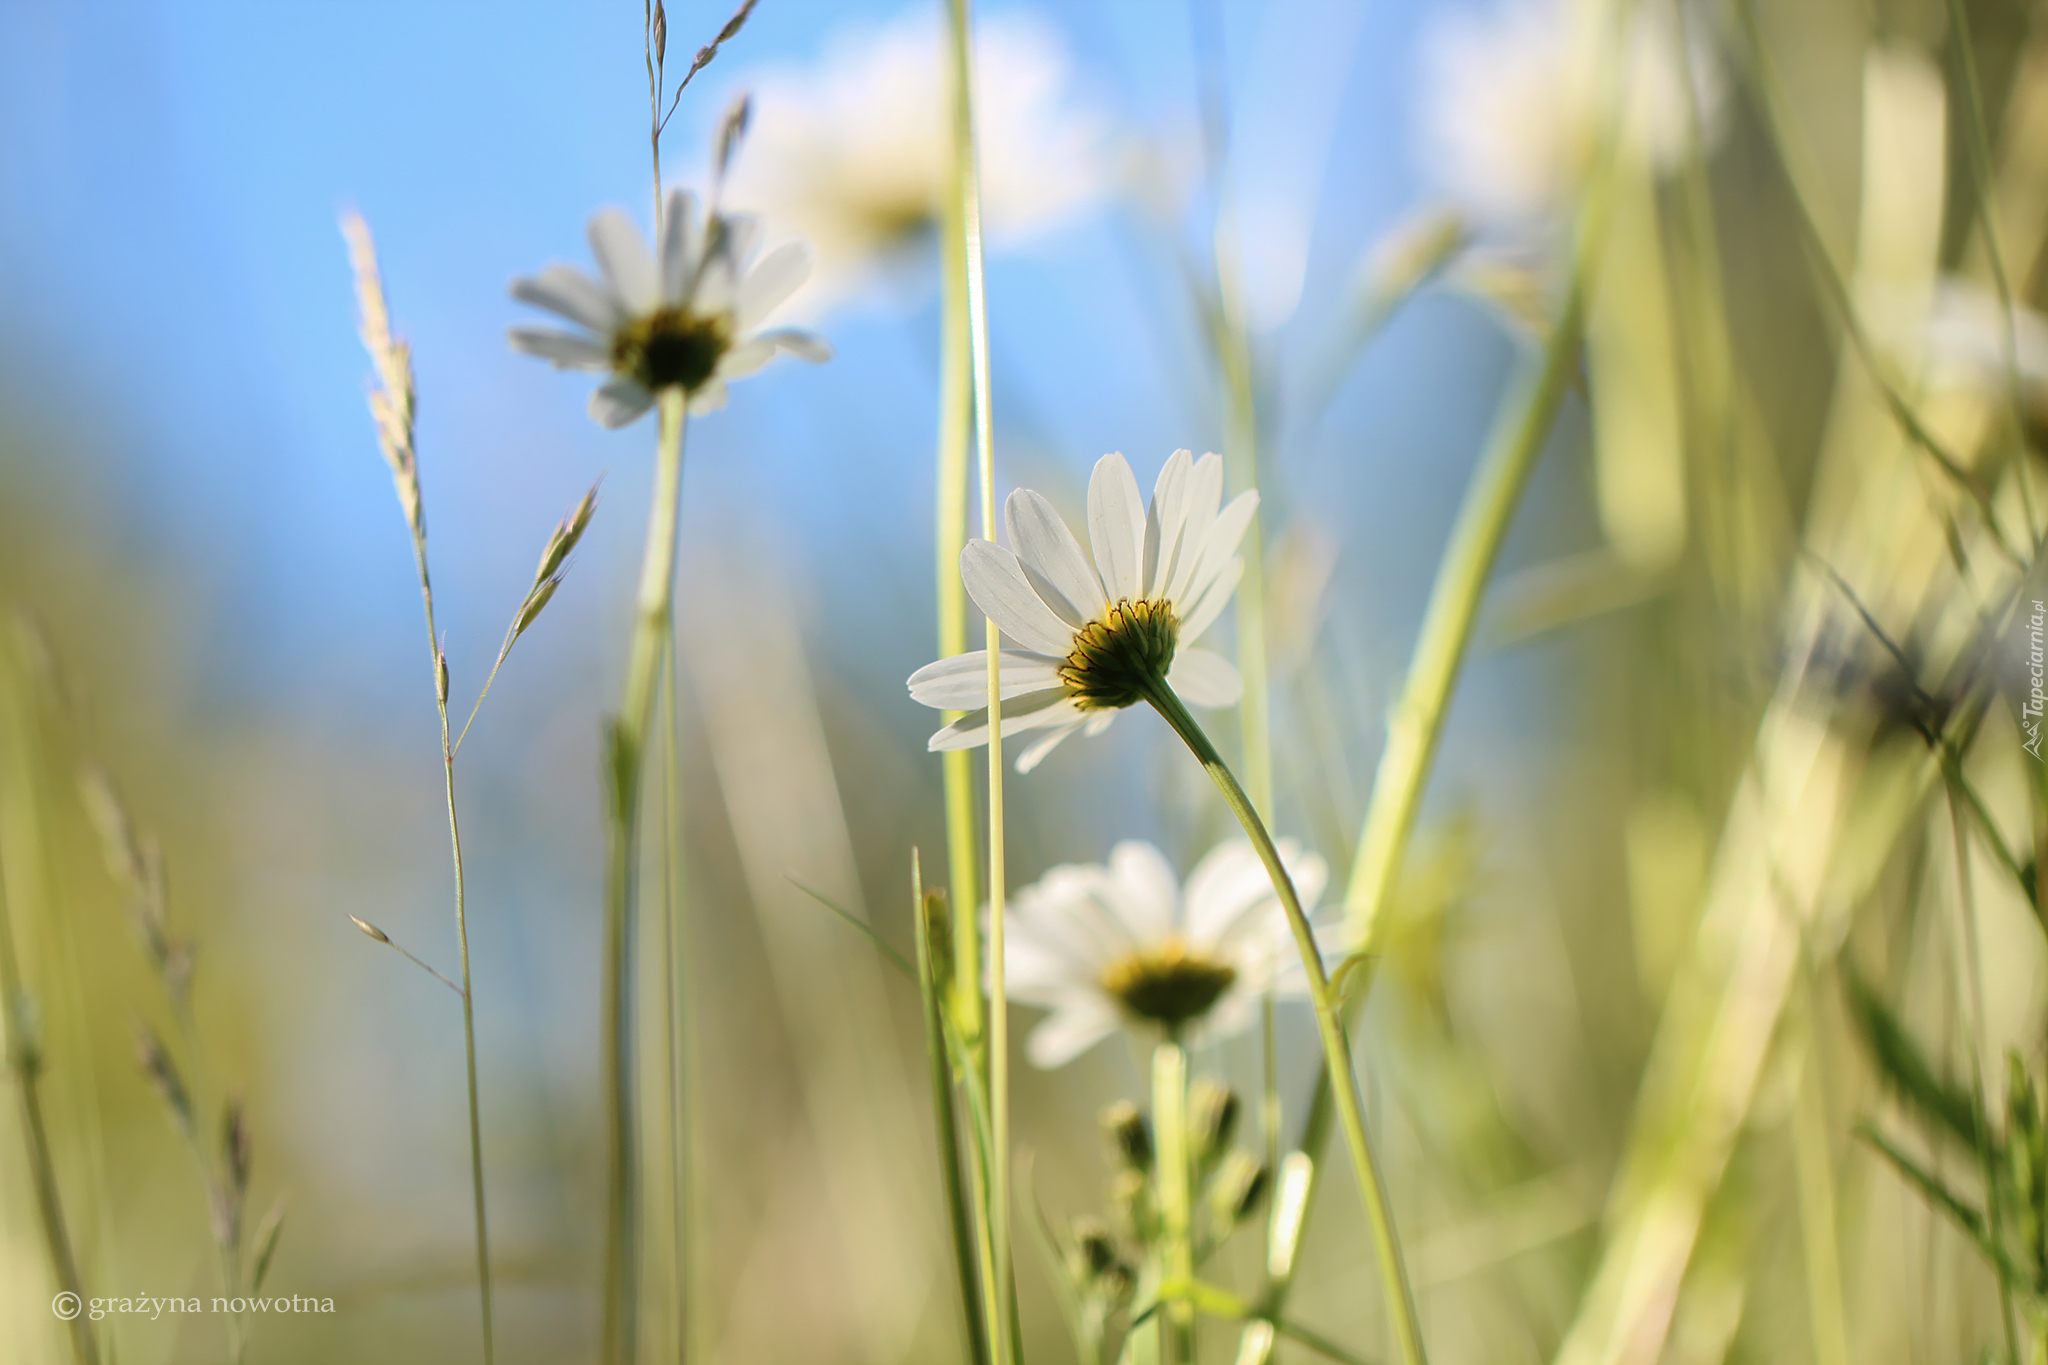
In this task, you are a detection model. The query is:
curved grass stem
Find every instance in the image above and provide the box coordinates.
[1143,680,1428,1365]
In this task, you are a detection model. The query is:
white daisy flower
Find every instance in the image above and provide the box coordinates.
[509,188,832,428]
[907,450,1256,773]
[1419,0,1724,231]
[718,9,1107,315]
[1003,839,1330,1068]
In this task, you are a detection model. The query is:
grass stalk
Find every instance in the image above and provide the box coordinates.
[913,853,994,1365]
[1189,0,1274,817]
[346,213,496,1365]
[0,839,97,1365]
[937,67,982,1042]
[602,389,689,1365]
[945,2,1018,1362]
[1789,962,1850,1365]
[1143,680,1429,1365]
[657,644,698,1365]
[1340,284,1587,952]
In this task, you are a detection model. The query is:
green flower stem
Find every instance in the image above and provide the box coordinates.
[1340,284,1586,953]
[1143,680,1428,1365]
[602,389,689,1365]
[1154,1041,1196,1365]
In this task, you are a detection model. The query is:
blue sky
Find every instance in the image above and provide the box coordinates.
[0,0,1528,732]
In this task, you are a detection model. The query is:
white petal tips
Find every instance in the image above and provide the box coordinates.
[589,375,655,428]
[960,540,1082,656]
[508,328,610,370]
[738,240,815,331]
[1088,453,1148,602]
[511,264,620,334]
[588,207,660,314]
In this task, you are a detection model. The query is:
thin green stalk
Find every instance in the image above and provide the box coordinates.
[657,643,699,1365]
[946,2,1017,1362]
[936,93,982,1041]
[913,852,994,1365]
[0,841,97,1365]
[1942,0,2042,546]
[1190,0,1273,816]
[1154,1041,1196,1365]
[1144,680,1429,1365]
[603,390,689,1365]
[397,431,496,1365]
[1341,285,1587,951]
[1789,963,1849,1365]
[1946,791,2021,1361]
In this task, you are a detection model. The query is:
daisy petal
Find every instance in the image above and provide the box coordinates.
[660,190,699,303]
[758,328,834,362]
[907,651,1064,708]
[1185,490,1260,606]
[686,377,729,414]
[1143,449,1194,598]
[927,690,1081,751]
[512,265,620,333]
[1167,647,1242,707]
[738,241,815,331]
[1165,454,1226,603]
[1183,841,1280,946]
[590,375,655,428]
[720,214,762,269]
[717,338,777,381]
[961,541,1082,655]
[508,327,611,370]
[1015,719,1087,772]
[1026,996,1120,1068]
[588,208,660,314]
[1006,489,1107,626]
[1179,557,1243,644]
[1106,841,1178,940]
[1088,453,1148,602]
[694,252,738,317]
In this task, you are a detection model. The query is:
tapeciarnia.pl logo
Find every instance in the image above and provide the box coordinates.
[2026,599,2046,761]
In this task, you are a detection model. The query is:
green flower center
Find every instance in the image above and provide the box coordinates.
[611,307,732,394]
[1059,599,1179,711]
[1100,939,1237,1029]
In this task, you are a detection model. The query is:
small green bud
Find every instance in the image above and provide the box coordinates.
[1188,1081,1239,1168]
[1111,1167,1156,1244]
[1102,1100,1153,1172]
[1207,1151,1268,1232]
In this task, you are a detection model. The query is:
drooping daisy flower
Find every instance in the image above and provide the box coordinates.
[907,450,1256,772]
[1418,0,1724,231]
[1004,839,1330,1067]
[509,188,831,427]
[717,9,1107,314]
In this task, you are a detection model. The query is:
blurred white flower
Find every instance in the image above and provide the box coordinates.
[509,188,830,428]
[907,450,1253,773]
[719,8,1108,313]
[1916,279,2048,404]
[1003,839,1329,1067]
[1418,0,1723,229]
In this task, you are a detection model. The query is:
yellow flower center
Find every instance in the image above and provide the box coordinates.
[611,306,732,394]
[1099,938,1236,1029]
[1059,599,1179,711]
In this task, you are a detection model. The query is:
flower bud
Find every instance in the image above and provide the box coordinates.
[1207,1151,1269,1232]
[1102,1099,1153,1172]
[1188,1081,1239,1167]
